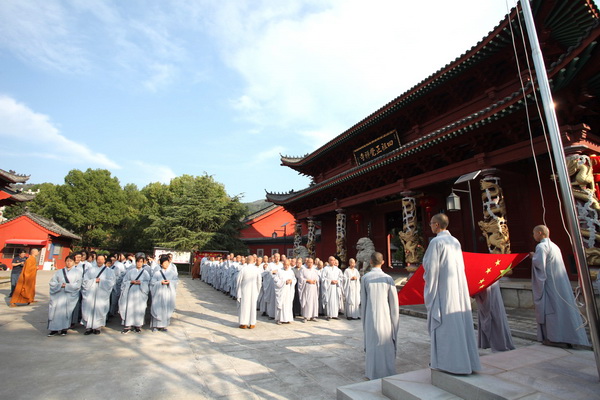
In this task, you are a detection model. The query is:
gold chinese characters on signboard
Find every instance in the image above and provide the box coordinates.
[353,130,401,166]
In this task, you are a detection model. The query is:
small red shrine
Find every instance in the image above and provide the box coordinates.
[0,212,81,270]
[267,0,600,280]
[240,205,305,258]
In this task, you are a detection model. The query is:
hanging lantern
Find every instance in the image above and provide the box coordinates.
[446,192,461,211]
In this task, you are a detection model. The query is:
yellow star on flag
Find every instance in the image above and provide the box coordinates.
[479,278,485,284]
[495,259,501,266]
[486,267,492,274]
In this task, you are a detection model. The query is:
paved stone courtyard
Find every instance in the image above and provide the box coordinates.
[0,271,535,399]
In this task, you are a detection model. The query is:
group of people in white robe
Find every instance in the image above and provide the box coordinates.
[47,251,178,337]
[199,252,363,328]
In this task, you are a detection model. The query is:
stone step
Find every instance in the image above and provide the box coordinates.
[382,369,461,400]
[337,379,389,400]
[431,369,537,400]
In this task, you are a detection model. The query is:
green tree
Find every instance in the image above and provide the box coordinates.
[144,174,247,253]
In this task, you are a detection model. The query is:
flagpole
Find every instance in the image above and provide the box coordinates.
[521,0,600,378]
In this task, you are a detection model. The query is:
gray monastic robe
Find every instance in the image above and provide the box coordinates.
[361,268,399,380]
[81,265,116,330]
[150,268,178,328]
[267,262,282,318]
[321,265,344,318]
[150,266,179,328]
[48,267,83,331]
[532,238,590,346]
[72,260,92,324]
[344,267,361,319]
[109,262,126,317]
[299,267,320,319]
[119,267,151,327]
[423,230,481,374]
[475,281,515,351]
[236,263,262,326]
[273,268,296,323]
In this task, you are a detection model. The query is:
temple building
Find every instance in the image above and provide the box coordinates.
[0,168,34,212]
[267,0,600,280]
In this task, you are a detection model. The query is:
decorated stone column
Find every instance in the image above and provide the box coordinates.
[398,194,424,272]
[307,218,316,258]
[478,174,511,255]
[335,209,347,266]
[568,153,600,279]
[292,220,303,258]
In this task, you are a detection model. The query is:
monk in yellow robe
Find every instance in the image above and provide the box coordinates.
[10,248,40,306]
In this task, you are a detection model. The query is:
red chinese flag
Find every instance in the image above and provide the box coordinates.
[398,252,529,305]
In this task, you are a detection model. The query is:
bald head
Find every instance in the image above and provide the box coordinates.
[432,213,449,229]
[533,225,549,242]
[370,251,384,268]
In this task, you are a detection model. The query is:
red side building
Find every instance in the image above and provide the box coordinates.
[267,0,600,280]
[0,212,81,270]
[240,205,304,258]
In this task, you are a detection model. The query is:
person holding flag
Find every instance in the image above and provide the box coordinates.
[423,213,481,375]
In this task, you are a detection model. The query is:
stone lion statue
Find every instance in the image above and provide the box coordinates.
[293,245,309,260]
[355,237,376,275]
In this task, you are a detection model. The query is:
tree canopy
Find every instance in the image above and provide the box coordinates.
[6,169,248,253]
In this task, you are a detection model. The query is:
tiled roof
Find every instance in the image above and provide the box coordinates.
[0,168,30,184]
[242,204,279,223]
[7,212,82,240]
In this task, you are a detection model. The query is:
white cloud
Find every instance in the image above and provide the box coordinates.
[248,145,287,166]
[208,0,518,140]
[0,1,90,73]
[143,63,177,92]
[0,95,119,169]
[129,161,177,185]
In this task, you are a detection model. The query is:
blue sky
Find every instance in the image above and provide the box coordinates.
[0,0,518,202]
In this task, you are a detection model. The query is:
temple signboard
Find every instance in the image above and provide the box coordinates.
[353,130,401,166]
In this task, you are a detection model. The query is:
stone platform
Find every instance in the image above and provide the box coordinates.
[338,344,599,400]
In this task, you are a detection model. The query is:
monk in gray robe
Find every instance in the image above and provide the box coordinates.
[299,257,320,321]
[119,256,151,333]
[343,258,361,320]
[236,255,262,329]
[321,256,344,320]
[81,255,116,335]
[273,259,296,324]
[108,258,126,318]
[47,255,82,336]
[475,281,515,352]
[361,252,399,380]
[423,213,481,374]
[531,225,590,347]
[150,255,179,332]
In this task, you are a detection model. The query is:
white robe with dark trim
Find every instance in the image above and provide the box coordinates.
[48,267,83,331]
[81,265,116,330]
[150,269,178,328]
[119,268,151,327]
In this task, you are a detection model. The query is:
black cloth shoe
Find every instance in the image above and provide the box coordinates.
[47,331,59,337]
[121,328,131,334]
[60,330,68,336]
[84,329,93,335]
[93,329,101,335]
[134,327,141,333]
